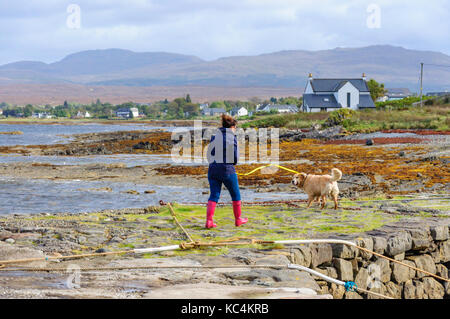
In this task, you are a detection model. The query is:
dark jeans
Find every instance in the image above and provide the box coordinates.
[208,171,241,203]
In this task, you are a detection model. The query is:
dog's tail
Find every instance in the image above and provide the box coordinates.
[331,168,342,182]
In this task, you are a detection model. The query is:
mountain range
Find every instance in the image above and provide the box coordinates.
[1,45,449,92]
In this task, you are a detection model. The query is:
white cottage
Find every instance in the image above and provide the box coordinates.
[230,106,248,117]
[302,73,375,112]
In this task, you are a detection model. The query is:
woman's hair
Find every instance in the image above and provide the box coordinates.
[221,114,237,128]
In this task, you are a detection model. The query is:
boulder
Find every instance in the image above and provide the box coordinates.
[372,236,387,254]
[385,281,402,299]
[331,243,359,259]
[391,260,416,284]
[403,280,416,299]
[330,283,345,299]
[422,277,445,299]
[310,244,333,267]
[333,258,353,281]
[354,268,369,290]
[373,258,391,283]
[408,228,432,251]
[366,283,387,299]
[355,237,373,260]
[386,231,412,257]
[438,240,450,263]
[430,226,449,241]
[406,255,436,278]
[444,282,450,297]
[435,264,448,279]
[344,291,363,299]
[290,246,312,267]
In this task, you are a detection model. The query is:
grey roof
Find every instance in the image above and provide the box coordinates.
[387,88,412,95]
[357,94,376,108]
[310,79,369,92]
[302,94,340,109]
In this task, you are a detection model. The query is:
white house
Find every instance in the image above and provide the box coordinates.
[302,73,375,112]
[230,106,248,117]
[75,110,91,118]
[260,104,298,113]
[130,107,139,118]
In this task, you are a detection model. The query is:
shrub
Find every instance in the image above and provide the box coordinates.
[324,109,357,127]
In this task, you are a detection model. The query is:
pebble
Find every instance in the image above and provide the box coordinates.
[5,238,15,244]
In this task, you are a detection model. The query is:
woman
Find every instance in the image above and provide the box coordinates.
[205,114,248,228]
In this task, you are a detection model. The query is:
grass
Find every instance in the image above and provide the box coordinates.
[241,104,450,132]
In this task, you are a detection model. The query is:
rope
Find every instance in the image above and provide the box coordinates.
[167,202,195,243]
[236,163,301,176]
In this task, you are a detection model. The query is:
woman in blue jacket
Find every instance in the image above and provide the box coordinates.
[205,114,248,228]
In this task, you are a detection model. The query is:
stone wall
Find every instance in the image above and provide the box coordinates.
[289,224,450,299]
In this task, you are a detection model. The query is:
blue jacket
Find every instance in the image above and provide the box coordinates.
[207,127,238,177]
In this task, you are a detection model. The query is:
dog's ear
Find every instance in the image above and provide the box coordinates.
[300,173,307,181]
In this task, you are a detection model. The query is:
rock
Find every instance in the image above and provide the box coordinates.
[290,246,312,267]
[413,280,425,299]
[95,248,109,253]
[367,283,387,299]
[422,277,445,299]
[310,244,332,267]
[366,139,374,146]
[331,243,359,259]
[406,255,436,278]
[330,283,345,299]
[393,252,405,261]
[408,228,432,251]
[326,267,338,279]
[354,268,369,290]
[386,231,412,257]
[0,242,45,267]
[385,281,402,299]
[355,237,373,260]
[374,258,391,283]
[333,258,353,281]
[372,236,387,254]
[398,151,405,157]
[430,226,449,241]
[435,264,448,279]
[344,291,363,299]
[144,190,156,194]
[444,282,450,296]
[438,240,450,263]
[5,238,15,244]
[391,260,416,283]
[403,280,416,299]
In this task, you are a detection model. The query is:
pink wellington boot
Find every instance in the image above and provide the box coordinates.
[232,200,248,227]
[205,200,217,228]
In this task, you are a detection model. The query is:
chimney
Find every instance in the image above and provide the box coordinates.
[362,73,366,81]
[308,73,313,80]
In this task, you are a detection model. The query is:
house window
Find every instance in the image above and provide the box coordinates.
[347,93,351,107]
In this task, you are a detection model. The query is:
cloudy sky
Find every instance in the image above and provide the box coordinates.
[0,0,448,64]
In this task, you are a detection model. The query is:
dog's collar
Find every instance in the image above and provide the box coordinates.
[299,174,308,188]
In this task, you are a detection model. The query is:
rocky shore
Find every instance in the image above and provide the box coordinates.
[0,196,449,299]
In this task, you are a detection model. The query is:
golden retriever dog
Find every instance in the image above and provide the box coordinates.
[291,168,342,209]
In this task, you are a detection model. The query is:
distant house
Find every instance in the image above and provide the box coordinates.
[32,112,54,119]
[259,104,298,113]
[0,109,3,116]
[130,107,139,118]
[302,73,375,112]
[75,110,91,118]
[199,103,209,110]
[201,108,227,116]
[116,108,132,118]
[230,106,248,117]
[377,88,413,102]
